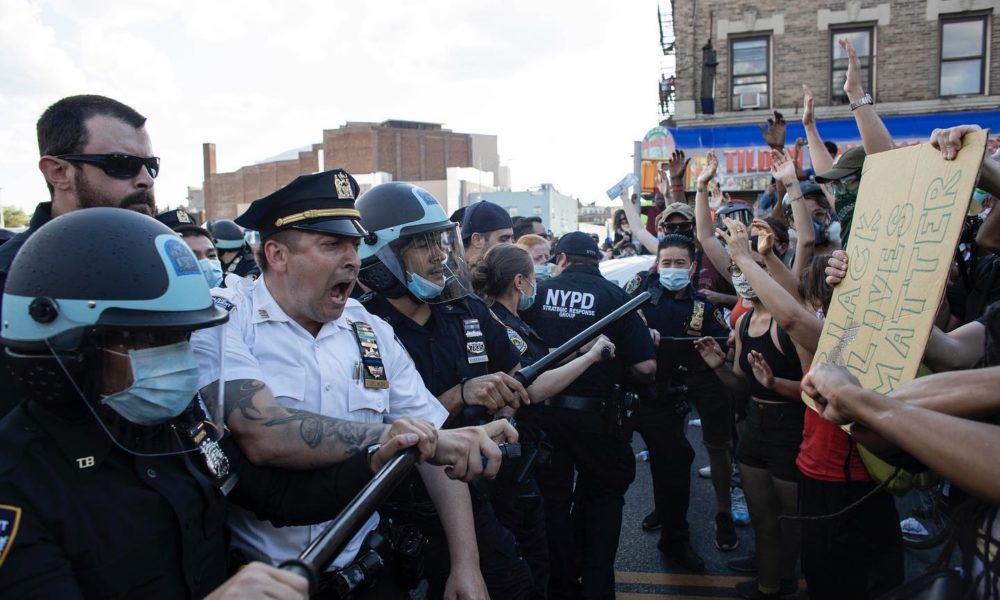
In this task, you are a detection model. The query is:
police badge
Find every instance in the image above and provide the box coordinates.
[334,172,355,199]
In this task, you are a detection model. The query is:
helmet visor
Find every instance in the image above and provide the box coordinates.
[368,224,472,303]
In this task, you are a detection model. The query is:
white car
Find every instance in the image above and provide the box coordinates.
[599,255,655,288]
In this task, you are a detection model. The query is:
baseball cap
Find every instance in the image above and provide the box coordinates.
[814,146,866,183]
[549,231,600,262]
[460,201,513,240]
[661,202,695,221]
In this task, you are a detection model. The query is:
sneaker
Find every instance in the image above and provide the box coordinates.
[727,553,757,574]
[690,418,702,427]
[731,487,751,526]
[641,510,661,531]
[715,512,739,551]
[735,579,779,600]
[698,465,712,478]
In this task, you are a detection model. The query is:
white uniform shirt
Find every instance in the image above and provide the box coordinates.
[191,275,448,569]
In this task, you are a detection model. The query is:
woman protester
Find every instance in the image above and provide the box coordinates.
[694,217,808,600]
[516,234,555,282]
[470,242,617,600]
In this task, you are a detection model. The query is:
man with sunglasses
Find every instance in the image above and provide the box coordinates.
[0,94,160,417]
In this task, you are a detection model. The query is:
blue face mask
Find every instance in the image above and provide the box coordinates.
[198,258,223,288]
[534,263,552,281]
[658,267,691,291]
[518,278,537,311]
[657,234,667,242]
[406,272,444,301]
[101,342,201,426]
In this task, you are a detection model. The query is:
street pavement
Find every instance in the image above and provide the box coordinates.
[615,416,940,599]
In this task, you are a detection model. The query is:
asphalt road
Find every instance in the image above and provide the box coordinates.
[615,418,940,599]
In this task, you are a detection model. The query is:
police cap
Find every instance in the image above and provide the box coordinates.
[460,200,513,241]
[235,169,364,239]
[550,231,600,262]
[155,208,210,238]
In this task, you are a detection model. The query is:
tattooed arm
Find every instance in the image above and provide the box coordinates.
[201,379,388,469]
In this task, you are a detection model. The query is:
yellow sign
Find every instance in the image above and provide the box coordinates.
[806,130,988,409]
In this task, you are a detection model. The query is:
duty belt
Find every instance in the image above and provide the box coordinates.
[544,394,607,413]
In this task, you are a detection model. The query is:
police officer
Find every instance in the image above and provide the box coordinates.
[190,171,511,599]
[625,234,735,572]
[520,231,657,600]
[210,219,261,280]
[356,182,534,599]
[156,208,224,289]
[0,207,426,598]
[461,200,514,266]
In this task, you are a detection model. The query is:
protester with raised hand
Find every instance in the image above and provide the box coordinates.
[800,84,835,177]
[665,149,690,204]
[694,151,734,280]
[694,218,805,600]
[770,149,820,278]
[930,124,1000,251]
[839,38,893,155]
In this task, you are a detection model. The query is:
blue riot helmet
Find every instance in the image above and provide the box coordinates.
[357,182,471,303]
[211,219,247,251]
[1,208,229,455]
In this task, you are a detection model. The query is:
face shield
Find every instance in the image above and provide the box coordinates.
[45,327,226,457]
[367,223,472,303]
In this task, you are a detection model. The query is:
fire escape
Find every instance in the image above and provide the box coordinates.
[657,0,677,121]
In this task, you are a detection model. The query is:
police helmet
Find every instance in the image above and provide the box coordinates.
[211,219,246,251]
[781,181,826,223]
[2,209,228,453]
[357,182,471,302]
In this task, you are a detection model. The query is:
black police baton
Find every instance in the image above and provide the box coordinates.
[513,290,652,386]
[279,447,420,593]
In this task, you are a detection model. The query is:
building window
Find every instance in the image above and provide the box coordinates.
[730,36,770,110]
[940,15,988,96]
[831,27,874,104]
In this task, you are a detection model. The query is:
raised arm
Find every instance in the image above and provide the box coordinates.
[620,189,658,254]
[771,149,815,278]
[666,149,690,204]
[752,219,801,299]
[841,38,893,155]
[801,84,834,175]
[718,218,823,353]
[694,150,732,282]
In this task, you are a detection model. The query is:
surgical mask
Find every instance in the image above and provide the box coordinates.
[101,342,201,426]
[198,258,223,288]
[658,267,690,291]
[732,272,757,299]
[406,272,444,301]
[518,279,536,311]
[534,263,553,281]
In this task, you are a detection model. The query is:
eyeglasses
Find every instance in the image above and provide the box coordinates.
[57,153,160,179]
[827,174,859,196]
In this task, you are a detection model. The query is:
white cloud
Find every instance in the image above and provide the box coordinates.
[0,0,663,215]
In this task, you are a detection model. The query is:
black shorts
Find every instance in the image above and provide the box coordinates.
[736,400,804,482]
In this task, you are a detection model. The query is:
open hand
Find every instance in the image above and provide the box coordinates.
[770,148,798,187]
[801,84,815,127]
[747,350,775,389]
[697,150,719,187]
[751,219,775,256]
[668,149,690,181]
[693,336,727,369]
[839,38,865,99]
[716,217,752,262]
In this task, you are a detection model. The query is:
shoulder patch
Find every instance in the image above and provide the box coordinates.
[713,308,730,330]
[212,295,237,313]
[625,273,644,295]
[506,326,529,355]
[0,504,21,567]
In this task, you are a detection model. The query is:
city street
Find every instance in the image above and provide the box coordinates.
[615,417,939,599]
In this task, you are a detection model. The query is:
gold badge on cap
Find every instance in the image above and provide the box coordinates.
[176,210,192,224]
[334,173,355,200]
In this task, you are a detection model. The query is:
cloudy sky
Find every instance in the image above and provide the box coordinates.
[0,0,664,215]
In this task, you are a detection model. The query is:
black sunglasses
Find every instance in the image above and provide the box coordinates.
[57,153,160,179]
[663,222,694,233]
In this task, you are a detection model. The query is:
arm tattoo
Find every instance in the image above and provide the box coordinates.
[201,379,267,422]
[264,408,382,454]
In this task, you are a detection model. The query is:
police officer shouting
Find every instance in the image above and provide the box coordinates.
[0,208,425,598]
[521,231,656,600]
[191,171,514,599]
[356,182,535,599]
[625,234,735,571]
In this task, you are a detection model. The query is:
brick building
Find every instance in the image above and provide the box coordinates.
[202,120,502,220]
[662,0,1000,191]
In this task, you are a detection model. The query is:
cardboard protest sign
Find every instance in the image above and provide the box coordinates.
[805,130,988,410]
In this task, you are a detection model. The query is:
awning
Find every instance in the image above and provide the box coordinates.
[670,109,1000,149]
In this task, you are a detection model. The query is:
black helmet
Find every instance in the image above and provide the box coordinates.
[714,201,754,230]
[356,182,471,303]
[2,208,228,454]
[211,219,246,251]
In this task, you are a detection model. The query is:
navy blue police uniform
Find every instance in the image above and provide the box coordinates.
[625,271,730,549]
[520,233,655,600]
[363,292,535,600]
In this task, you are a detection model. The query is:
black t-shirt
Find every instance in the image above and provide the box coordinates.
[521,264,655,398]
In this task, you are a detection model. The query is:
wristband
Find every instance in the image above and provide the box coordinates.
[460,377,469,406]
[671,184,684,192]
